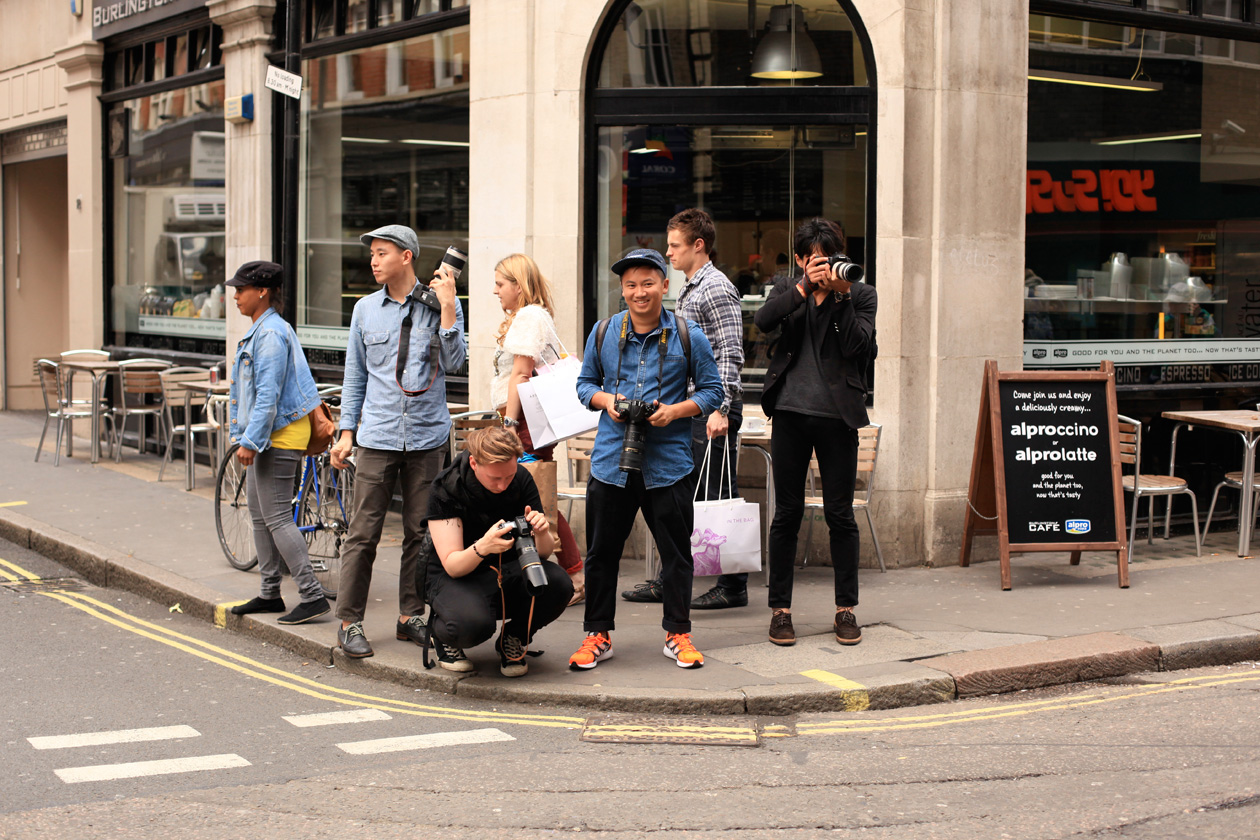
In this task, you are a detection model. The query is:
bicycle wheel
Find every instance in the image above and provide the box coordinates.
[302,459,355,600]
[215,443,258,571]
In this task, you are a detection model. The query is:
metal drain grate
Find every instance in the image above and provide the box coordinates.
[580,714,760,746]
[1,577,86,593]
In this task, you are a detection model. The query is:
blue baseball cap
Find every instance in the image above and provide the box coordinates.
[611,248,669,278]
[360,224,420,260]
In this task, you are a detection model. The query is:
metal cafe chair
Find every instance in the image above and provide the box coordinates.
[111,359,171,461]
[157,367,219,484]
[1118,414,1200,559]
[448,409,502,463]
[804,424,886,572]
[35,359,115,466]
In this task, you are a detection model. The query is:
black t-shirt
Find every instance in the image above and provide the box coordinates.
[424,451,543,577]
[777,294,845,420]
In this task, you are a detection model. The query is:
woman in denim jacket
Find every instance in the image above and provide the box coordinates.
[226,261,328,626]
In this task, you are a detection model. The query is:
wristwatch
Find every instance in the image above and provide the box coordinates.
[717,404,730,417]
[502,417,519,428]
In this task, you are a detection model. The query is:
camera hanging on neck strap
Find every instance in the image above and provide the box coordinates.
[395,295,443,397]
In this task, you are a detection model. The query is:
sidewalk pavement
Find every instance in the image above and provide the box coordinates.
[3,409,1259,715]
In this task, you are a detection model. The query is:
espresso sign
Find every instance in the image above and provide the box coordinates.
[961,361,1128,590]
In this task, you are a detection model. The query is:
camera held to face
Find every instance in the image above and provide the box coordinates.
[826,254,865,284]
[503,516,547,591]
[613,398,657,473]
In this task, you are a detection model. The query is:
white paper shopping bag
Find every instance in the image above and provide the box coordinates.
[691,441,762,576]
[518,355,599,448]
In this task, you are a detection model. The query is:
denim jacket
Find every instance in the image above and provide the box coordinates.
[338,280,467,452]
[576,309,723,489]
[229,308,322,452]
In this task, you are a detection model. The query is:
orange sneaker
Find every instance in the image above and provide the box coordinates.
[568,632,613,671]
[664,633,704,669]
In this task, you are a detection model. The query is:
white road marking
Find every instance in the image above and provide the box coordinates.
[28,725,201,750]
[283,708,393,728]
[54,754,251,784]
[337,727,515,755]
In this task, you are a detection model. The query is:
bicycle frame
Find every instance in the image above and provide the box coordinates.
[292,455,349,534]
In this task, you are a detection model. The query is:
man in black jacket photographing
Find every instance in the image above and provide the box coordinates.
[754,217,877,649]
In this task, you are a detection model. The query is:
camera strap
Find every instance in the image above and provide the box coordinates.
[395,296,443,397]
[611,313,670,397]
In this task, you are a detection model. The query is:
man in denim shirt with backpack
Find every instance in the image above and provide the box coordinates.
[568,249,724,672]
[331,224,466,659]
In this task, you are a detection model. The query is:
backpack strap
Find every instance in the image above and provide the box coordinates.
[593,311,693,390]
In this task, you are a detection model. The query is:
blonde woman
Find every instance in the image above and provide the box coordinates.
[491,254,584,604]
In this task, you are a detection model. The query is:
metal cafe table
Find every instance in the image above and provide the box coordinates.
[1162,409,1260,557]
[59,358,121,464]
[180,380,230,491]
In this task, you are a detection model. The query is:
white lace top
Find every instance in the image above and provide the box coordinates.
[490,305,562,408]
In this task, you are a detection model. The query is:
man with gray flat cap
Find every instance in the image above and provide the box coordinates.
[331,224,466,659]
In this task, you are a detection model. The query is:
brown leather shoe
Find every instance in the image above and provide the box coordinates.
[769,609,796,646]
[834,610,862,645]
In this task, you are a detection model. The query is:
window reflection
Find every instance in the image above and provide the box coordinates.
[299,27,471,347]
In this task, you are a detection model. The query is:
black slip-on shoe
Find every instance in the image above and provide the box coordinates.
[396,615,428,646]
[277,597,331,625]
[231,596,285,615]
[337,622,374,658]
[691,586,749,610]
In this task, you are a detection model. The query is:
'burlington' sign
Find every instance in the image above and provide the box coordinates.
[92,0,205,41]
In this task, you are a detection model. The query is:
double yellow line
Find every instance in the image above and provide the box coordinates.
[0,556,582,731]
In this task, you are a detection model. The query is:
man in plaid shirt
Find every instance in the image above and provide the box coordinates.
[622,208,749,609]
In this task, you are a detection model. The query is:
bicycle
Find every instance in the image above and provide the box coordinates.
[214,443,356,600]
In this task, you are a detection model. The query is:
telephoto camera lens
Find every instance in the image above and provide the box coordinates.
[440,245,468,280]
[614,398,655,473]
[508,516,548,591]
[827,254,864,284]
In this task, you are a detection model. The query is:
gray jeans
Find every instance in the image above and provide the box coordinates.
[334,445,446,624]
[247,447,324,604]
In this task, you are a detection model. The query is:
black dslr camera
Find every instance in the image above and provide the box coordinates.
[826,254,865,284]
[410,283,442,313]
[503,516,547,591]
[613,398,656,473]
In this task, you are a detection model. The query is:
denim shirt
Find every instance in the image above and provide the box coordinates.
[576,309,723,489]
[339,280,467,452]
[229,308,322,452]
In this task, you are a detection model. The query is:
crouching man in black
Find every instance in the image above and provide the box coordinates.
[426,426,574,676]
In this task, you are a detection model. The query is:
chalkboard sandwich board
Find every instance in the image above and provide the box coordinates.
[960,360,1128,590]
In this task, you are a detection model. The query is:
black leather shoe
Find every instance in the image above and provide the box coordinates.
[691,586,748,610]
[337,622,374,658]
[277,597,331,625]
[395,615,428,646]
[621,580,664,603]
[231,596,285,615]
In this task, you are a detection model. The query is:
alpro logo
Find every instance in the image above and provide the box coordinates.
[1065,519,1091,535]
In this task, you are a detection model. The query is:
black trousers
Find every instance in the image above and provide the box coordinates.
[690,404,745,591]
[585,472,696,634]
[335,445,445,624]
[767,411,860,610]
[428,560,573,650]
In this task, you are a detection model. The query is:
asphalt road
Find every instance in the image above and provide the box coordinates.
[2,536,1259,839]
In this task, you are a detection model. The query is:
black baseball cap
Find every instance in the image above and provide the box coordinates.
[226,260,284,288]
[611,248,669,278]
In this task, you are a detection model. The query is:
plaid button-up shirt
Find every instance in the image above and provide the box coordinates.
[675,260,744,413]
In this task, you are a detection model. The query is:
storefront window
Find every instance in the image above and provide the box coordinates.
[109,81,227,351]
[297,26,470,353]
[590,0,872,395]
[1026,15,1260,381]
[595,124,867,382]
